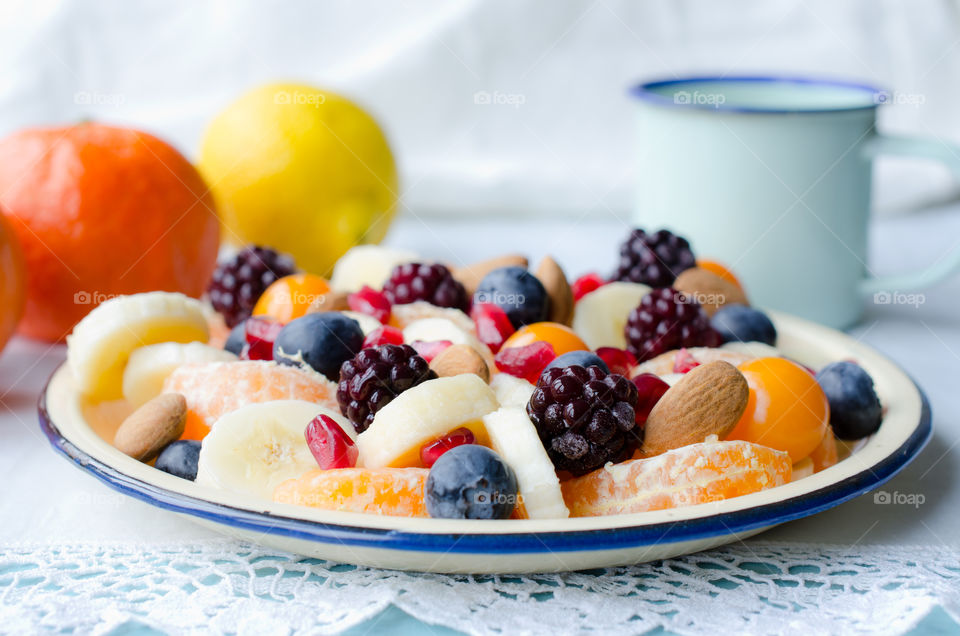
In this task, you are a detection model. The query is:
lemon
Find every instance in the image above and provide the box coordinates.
[198,83,398,275]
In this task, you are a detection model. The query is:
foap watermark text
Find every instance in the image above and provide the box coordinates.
[874,490,925,508]
[873,291,925,308]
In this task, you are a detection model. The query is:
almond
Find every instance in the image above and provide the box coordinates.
[429,344,490,382]
[453,254,528,297]
[307,289,350,314]
[641,361,749,455]
[114,393,187,461]
[673,267,748,316]
[535,255,574,326]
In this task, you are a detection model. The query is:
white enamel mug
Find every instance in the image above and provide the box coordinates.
[631,76,960,328]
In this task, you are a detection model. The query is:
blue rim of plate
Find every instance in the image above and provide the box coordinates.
[630,75,888,114]
[38,363,931,555]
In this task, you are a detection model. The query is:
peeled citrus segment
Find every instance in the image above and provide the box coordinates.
[161,360,339,436]
[356,374,498,468]
[122,341,237,407]
[809,431,839,472]
[67,292,209,401]
[274,467,429,517]
[791,457,815,481]
[561,440,792,517]
[205,309,231,349]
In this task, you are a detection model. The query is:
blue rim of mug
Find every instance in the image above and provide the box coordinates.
[630,75,889,114]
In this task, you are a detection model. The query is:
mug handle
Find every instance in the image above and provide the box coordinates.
[860,134,960,295]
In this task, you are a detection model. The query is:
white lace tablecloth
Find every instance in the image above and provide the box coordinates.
[2,213,960,634]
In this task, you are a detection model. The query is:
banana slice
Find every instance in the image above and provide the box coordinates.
[490,372,535,408]
[67,292,209,401]
[483,407,569,519]
[390,302,476,332]
[572,282,652,350]
[357,374,498,468]
[402,317,495,369]
[196,400,354,500]
[720,341,782,359]
[330,245,419,293]
[123,342,237,407]
[632,343,784,377]
[341,310,382,336]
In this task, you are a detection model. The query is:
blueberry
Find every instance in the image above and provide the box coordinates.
[816,361,882,440]
[273,312,364,380]
[711,305,777,346]
[545,350,610,374]
[155,440,201,481]
[224,321,247,356]
[475,266,549,329]
[425,445,519,519]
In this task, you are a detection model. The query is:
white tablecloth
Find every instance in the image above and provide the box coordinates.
[2,211,959,634]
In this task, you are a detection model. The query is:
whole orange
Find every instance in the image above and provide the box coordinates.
[0,123,220,342]
[0,209,26,353]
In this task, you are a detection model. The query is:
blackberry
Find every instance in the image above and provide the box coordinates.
[624,287,722,362]
[383,263,469,311]
[614,228,696,287]
[207,246,296,327]
[337,344,437,433]
[526,365,640,476]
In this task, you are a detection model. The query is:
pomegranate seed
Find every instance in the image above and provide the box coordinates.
[470,303,515,353]
[419,427,476,467]
[672,348,701,373]
[305,414,358,469]
[632,373,670,427]
[244,317,283,361]
[595,347,637,377]
[410,340,453,362]
[495,341,557,384]
[347,285,392,324]
[572,273,607,301]
[363,325,404,348]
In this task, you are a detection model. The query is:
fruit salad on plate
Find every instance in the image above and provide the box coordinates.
[65,229,884,521]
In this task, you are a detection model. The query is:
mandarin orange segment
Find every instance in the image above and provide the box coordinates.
[273,468,429,517]
[206,311,231,349]
[253,273,331,323]
[809,430,839,472]
[161,360,338,438]
[726,357,829,462]
[180,412,212,442]
[501,322,589,356]
[561,440,791,517]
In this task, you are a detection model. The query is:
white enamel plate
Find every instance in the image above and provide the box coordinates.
[39,312,930,573]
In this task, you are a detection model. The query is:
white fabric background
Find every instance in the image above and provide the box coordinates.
[0,0,959,218]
